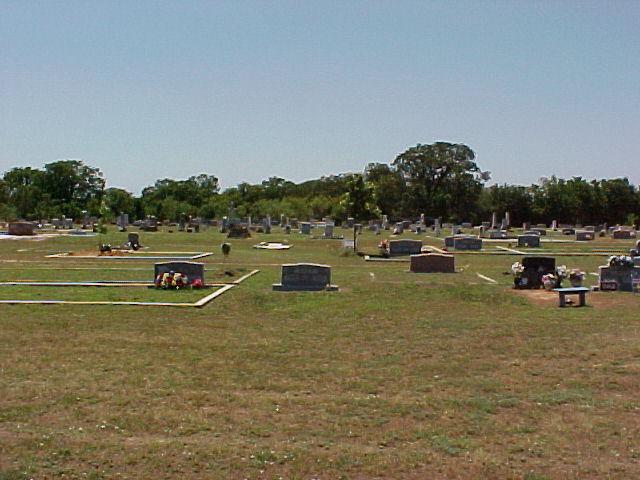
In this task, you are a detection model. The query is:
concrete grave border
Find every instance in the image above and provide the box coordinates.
[0,270,259,308]
[46,251,213,260]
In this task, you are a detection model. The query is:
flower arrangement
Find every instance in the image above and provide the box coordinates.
[511,262,524,277]
[541,273,557,290]
[555,265,568,280]
[608,255,635,268]
[569,269,585,287]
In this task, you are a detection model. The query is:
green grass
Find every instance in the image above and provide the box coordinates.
[0,226,639,478]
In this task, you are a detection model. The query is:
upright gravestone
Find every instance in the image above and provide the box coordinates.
[154,261,205,283]
[434,218,441,236]
[518,234,541,248]
[491,212,498,229]
[551,220,558,230]
[576,231,594,241]
[389,239,423,256]
[453,236,483,250]
[410,253,455,273]
[7,221,34,236]
[324,223,334,238]
[272,263,338,291]
[299,222,311,235]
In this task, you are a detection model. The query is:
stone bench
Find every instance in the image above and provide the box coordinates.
[553,287,589,307]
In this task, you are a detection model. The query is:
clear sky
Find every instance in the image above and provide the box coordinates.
[1,0,638,193]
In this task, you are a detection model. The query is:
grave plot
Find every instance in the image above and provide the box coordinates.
[0,267,259,308]
[46,249,213,260]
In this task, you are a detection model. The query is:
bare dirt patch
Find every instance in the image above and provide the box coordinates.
[512,288,640,308]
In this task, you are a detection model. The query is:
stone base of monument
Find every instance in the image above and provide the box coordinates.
[409,253,455,273]
[272,263,339,291]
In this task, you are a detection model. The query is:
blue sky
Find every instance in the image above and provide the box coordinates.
[1,1,638,193]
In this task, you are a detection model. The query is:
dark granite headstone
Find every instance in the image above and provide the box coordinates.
[272,263,338,291]
[154,262,205,283]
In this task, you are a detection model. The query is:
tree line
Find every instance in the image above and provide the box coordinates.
[1,142,637,226]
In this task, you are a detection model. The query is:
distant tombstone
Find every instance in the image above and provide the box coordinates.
[500,218,508,230]
[127,232,140,248]
[263,217,272,234]
[300,222,311,235]
[389,239,422,256]
[613,229,634,239]
[402,220,412,229]
[461,222,472,229]
[393,222,404,235]
[154,261,205,283]
[488,230,507,239]
[410,253,455,273]
[381,214,389,229]
[522,222,530,231]
[505,212,511,227]
[562,228,576,235]
[290,218,299,229]
[373,224,381,235]
[518,234,541,248]
[272,263,338,291]
[345,217,355,228]
[284,224,291,234]
[531,228,547,236]
[246,215,252,227]
[7,221,34,236]
[324,223,334,238]
[434,218,441,236]
[419,213,425,225]
[584,226,595,232]
[481,221,491,229]
[551,220,558,230]
[227,224,251,238]
[576,231,594,241]
[491,212,498,229]
[354,223,363,234]
[454,236,483,250]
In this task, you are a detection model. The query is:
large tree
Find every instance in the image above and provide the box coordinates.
[392,142,488,219]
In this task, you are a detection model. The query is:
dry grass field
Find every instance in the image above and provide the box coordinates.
[0,227,639,479]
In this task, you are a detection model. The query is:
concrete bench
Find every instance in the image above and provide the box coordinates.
[553,287,589,307]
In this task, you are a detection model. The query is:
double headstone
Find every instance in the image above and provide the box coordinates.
[154,261,205,283]
[410,253,455,273]
[388,239,422,256]
[272,263,338,291]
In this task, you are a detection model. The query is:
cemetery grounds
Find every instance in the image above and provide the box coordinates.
[0,227,639,479]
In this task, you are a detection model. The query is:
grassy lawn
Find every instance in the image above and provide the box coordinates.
[0,227,639,479]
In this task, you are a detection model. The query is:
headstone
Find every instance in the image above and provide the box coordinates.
[505,212,510,227]
[453,236,483,250]
[272,263,338,291]
[154,261,205,283]
[522,222,530,231]
[599,264,640,292]
[299,222,311,235]
[491,212,498,229]
[388,239,422,256]
[562,228,575,235]
[515,256,556,289]
[531,228,547,236]
[488,230,507,239]
[518,234,541,248]
[410,253,455,273]
[551,220,558,230]
[324,223,334,238]
[613,229,634,239]
[7,221,34,236]
[263,216,272,234]
[381,215,389,230]
[434,218,441,236]
[576,231,594,241]
[345,217,355,229]
[127,232,140,248]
